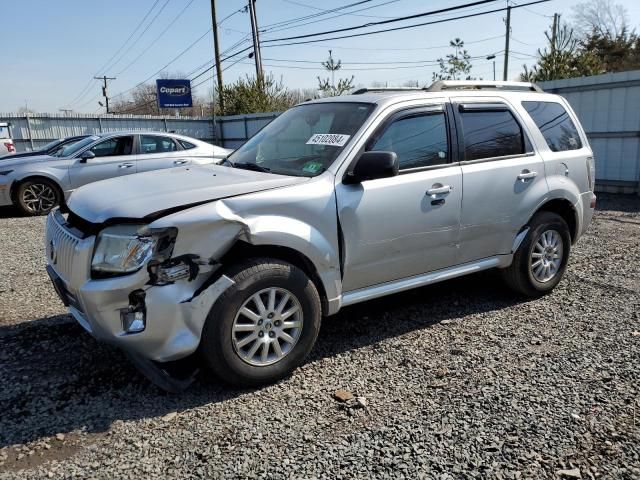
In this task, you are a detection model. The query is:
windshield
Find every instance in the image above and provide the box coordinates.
[55,135,100,157]
[228,102,375,177]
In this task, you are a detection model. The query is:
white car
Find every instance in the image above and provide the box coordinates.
[0,131,232,215]
[0,123,15,155]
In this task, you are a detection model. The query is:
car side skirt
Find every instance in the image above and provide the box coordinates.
[340,255,512,308]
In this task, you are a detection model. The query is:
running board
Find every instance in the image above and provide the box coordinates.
[340,256,508,307]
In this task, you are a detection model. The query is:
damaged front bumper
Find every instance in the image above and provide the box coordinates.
[45,210,234,363]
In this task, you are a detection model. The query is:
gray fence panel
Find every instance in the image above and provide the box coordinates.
[539,70,640,192]
[0,113,219,152]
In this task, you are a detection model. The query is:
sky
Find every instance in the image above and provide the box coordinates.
[2,0,640,113]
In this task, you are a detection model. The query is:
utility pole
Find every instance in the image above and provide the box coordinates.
[486,54,496,81]
[248,0,263,82]
[502,4,511,81]
[551,13,560,54]
[94,75,116,114]
[210,0,225,114]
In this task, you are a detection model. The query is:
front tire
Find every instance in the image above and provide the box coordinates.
[200,258,322,387]
[502,211,571,297]
[15,178,62,216]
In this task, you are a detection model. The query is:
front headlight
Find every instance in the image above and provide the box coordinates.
[91,224,177,276]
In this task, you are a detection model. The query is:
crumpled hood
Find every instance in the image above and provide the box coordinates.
[0,154,54,167]
[68,164,309,223]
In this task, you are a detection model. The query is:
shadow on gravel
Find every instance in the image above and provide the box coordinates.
[0,270,525,448]
[0,205,21,218]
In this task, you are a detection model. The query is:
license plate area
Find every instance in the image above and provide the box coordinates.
[46,265,70,307]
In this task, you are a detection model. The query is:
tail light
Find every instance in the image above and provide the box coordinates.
[586,156,595,191]
[3,142,15,153]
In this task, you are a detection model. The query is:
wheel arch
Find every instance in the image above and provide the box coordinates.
[532,197,579,243]
[218,241,331,316]
[10,174,64,203]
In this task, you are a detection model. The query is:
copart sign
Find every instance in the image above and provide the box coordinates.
[156,79,193,108]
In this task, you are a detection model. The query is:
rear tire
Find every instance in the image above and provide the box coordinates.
[15,178,62,216]
[502,211,571,297]
[200,258,322,387]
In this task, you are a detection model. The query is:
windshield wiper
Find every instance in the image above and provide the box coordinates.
[233,162,271,173]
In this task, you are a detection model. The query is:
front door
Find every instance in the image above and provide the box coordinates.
[452,99,548,263]
[336,105,462,292]
[69,135,135,189]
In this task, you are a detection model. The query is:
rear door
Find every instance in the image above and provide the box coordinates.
[136,134,190,172]
[452,97,548,263]
[69,135,135,189]
[336,104,463,291]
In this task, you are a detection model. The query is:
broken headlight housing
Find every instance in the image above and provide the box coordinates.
[91,225,177,277]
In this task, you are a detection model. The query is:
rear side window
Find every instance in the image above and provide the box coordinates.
[370,112,448,169]
[522,101,582,151]
[459,108,527,161]
[178,139,196,150]
[140,135,178,154]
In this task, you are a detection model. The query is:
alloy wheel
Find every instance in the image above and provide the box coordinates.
[530,229,564,283]
[22,183,57,214]
[232,287,304,366]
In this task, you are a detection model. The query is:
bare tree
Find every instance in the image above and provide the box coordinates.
[572,0,628,37]
[317,50,355,97]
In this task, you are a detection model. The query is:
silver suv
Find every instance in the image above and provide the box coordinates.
[44,81,596,390]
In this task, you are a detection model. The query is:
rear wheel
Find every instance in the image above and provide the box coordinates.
[15,178,62,216]
[200,258,321,387]
[502,211,571,297]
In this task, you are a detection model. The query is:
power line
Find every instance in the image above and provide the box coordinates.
[280,0,395,19]
[263,1,402,34]
[262,0,550,47]
[262,1,373,30]
[262,0,498,43]
[116,0,199,76]
[103,0,172,74]
[65,0,163,107]
[268,34,503,51]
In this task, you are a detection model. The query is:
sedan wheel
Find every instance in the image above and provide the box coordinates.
[16,179,61,216]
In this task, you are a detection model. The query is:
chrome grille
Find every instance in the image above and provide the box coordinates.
[45,211,81,283]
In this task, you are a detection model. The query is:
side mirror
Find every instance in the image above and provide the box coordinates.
[344,151,399,184]
[79,150,95,163]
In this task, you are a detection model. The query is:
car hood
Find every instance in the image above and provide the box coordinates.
[68,164,310,223]
[0,153,55,167]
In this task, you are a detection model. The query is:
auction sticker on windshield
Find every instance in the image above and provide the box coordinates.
[306,133,350,147]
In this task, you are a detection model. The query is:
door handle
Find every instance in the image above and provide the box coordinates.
[517,170,537,181]
[173,160,189,165]
[118,163,134,169]
[426,185,452,196]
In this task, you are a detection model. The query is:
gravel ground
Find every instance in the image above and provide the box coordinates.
[0,195,639,479]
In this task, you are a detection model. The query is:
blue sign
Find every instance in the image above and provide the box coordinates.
[156,79,193,108]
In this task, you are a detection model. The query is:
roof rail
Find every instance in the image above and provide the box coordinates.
[352,87,425,95]
[427,80,544,93]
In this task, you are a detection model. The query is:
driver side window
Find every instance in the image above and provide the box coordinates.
[370,112,449,170]
[90,136,133,157]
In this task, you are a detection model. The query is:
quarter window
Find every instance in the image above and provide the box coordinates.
[459,108,527,160]
[140,135,178,154]
[370,112,448,169]
[178,139,196,150]
[90,136,133,157]
[522,101,582,151]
